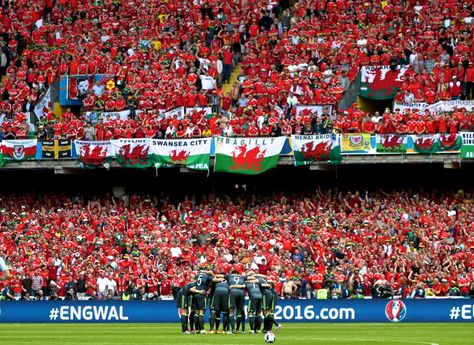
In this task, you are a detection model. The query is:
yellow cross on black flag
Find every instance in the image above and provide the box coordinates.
[41,139,72,159]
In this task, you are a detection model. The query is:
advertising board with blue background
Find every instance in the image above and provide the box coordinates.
[0,300,472,323]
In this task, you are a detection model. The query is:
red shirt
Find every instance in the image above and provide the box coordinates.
[160,279,171,295]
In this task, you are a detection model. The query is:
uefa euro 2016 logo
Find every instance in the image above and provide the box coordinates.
[385,300,407,322]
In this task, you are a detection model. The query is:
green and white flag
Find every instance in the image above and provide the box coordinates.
[214,136,286,174]
[151,138,211,171]
[461,132,474,159]
[111,139,153,168]
[292,134,341,165]
[410,135,440,154]
[376,134,407,153]
[438,134,462,151]
[75,140,113,168]
[1,139,37,161]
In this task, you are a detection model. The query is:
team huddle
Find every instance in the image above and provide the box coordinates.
[177,269,281,334]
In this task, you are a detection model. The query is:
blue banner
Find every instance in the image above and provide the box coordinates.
[0,299,472,323]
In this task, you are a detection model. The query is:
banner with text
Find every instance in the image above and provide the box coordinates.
[394,100,474,114]
[111,139,153,168]
[1,139,37,161]
[341,133,374,154]
[461,132,474,159]
[214,136,286,174]
[42,139,72,159]
[75,141,113,168]
[151,138,212,171]
[292,134,341,165]
[0,299,472,323]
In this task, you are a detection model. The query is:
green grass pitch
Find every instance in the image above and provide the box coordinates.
[0,323,472,345]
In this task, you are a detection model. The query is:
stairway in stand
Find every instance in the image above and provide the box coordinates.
[221,64,242,95]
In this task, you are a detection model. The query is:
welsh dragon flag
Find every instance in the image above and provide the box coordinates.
[376,134,407,153]
[111,139,153,168]
[151,138,211,171]
[214,136,286,174]
[292,134,341,165]
[1,139,37,161]
[410,135,440,154]
[360,65,407,100]
[75,140,113,168]
[438,134,462,151]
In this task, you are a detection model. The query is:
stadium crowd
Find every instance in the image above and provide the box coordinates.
[0,1,474,140]
[0,188,473,301]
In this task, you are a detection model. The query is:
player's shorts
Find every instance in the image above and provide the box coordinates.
[262,291,275,310]
[176,291,189,309]
[193,294,208,310]
[229,290,245,311]
[211,291,229,312]
[247,296,262,314]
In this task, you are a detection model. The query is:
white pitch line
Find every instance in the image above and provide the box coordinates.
[294,337,439,345]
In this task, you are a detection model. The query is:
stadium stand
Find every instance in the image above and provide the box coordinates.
[0,186,473,301]
[0,1,473,140]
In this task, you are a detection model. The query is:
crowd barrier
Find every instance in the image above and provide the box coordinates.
[0,299,472,323]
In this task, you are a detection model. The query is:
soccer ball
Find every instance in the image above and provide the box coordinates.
[264,332,276,343]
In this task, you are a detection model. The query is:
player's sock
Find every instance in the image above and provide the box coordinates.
[229,314,235,331]
[199,314,205,331]
[241,314,246,332]
[255,315,262,331]
[249,316,255,331]
[215,314,221,331]
[195,313,200,331]
[236,315,242,331]
[223,312,229,331]
[209,311,216,330]
[270,313,279,327]
[263,315,270,331]
[189,311,196,331]
[181,313,188,332]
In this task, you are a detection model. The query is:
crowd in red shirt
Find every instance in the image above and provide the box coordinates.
[0,187,473,300]
[0,1,473,141]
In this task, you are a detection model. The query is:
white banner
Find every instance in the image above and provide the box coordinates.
[295,105,333,116]
[185,107,213,115]
[33,88,52,120]
[84,110,144,123]
[461,132,474,145]
[75,140,113,166]
[151,138,212,170]
[394,100,474,114]
[160,106,185,119]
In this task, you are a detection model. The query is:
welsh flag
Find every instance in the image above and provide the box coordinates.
[111,139,153,168]
[75,140,113,168]
[360,66,407,100]
[438,134,462,151]
[214,136,286,174]
[292,134,341,165]
[151,138,211,171]
[1,139,37,161]
[376,135,407,153]
[411,135,440,154]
